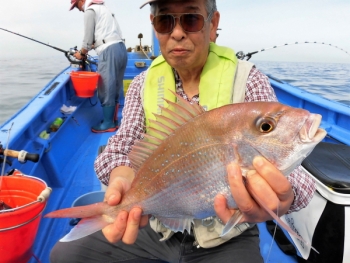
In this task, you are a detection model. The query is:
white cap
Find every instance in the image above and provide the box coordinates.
[140,0,165,9]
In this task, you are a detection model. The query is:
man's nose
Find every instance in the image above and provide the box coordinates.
[171,17,186,37]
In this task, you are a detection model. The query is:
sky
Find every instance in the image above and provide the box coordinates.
[0,0,350,63]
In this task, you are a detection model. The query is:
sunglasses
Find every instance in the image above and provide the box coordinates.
[152,12,213,34]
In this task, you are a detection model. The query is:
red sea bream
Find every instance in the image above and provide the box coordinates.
[45,93,326,243]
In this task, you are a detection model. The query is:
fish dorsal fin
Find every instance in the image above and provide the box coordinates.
[129,91,205,172]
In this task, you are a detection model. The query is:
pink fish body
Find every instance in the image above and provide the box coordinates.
[45,94,326,242]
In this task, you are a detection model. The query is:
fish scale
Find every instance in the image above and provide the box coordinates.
[126,146,234,218]
[45,92,326,244]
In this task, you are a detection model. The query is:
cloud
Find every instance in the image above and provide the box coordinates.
[1,0,349,63]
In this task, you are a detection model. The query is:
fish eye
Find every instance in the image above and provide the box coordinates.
[256,118,276,133]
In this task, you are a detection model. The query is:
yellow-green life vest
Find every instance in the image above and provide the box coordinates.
[142,42,238,128]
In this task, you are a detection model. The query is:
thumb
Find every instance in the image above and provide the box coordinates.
[104,178,125,206]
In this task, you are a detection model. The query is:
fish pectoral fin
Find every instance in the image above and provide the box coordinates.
[60,216,110,242]
[220,210,243,237]
[157,216,194,233]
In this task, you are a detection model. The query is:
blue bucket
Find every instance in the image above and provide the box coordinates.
[72,191,105,207]
[70,191,105,226]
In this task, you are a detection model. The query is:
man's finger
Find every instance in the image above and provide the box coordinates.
[140,215,151,228]
[122,207,142,244]
[245,169,280,217]
[226,163,255,214]
[253,156,293,203]
[102,210,128,243]
[106,193,122,206]
[214,194,233,224]
[104,177,127,205]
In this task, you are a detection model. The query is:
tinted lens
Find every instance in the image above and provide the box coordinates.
[152,13,206,34]
[180,14,205,32]
[153,15,174,34]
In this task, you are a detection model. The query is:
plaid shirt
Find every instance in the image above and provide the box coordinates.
[94,67,316,212]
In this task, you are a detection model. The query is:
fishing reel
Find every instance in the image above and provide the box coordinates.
[64,46,98,67]
[236,51,258,61]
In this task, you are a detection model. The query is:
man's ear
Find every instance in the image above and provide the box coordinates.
[210,11,220,42]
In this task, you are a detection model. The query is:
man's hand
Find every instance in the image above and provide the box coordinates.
[214,156,294,224]
[102,166,149,244]
[73,48,88,60]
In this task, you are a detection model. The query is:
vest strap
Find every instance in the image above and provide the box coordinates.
[232,60,254,103]
[142,43,238,127]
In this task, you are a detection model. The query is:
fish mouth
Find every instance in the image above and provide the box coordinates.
[299,114,327,143]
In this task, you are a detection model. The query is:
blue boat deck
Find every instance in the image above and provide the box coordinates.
[32,103,113,261]
[0,65,117,261]
[0,54,152,262]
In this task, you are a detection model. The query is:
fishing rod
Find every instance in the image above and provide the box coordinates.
[236,41,350,61]
[0,27,97,65]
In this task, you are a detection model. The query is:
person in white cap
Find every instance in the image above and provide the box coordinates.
[51,0,316,262]
[70,0,128,133]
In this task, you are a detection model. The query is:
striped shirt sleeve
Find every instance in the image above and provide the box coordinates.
[94,71,146,186]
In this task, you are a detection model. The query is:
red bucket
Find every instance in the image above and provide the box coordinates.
[70,71,99,98]
[0,174,50,263]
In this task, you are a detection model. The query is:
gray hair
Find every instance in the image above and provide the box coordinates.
[205,0,217,15]
[150,0,217,15]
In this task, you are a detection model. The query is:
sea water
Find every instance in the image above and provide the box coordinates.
[254,61,350,106]
[0,56,349,125]
[0,56,69,125]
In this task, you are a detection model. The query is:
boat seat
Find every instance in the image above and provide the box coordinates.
[302,142,350,194]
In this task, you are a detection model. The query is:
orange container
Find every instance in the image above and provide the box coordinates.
[70,71,99,98]
[0,175,49,263]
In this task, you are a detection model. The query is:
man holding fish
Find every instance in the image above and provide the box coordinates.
[50,0,320,262]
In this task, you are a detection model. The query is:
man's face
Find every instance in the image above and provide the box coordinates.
[150,0,219,72]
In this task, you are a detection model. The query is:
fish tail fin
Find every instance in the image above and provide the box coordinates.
[45,202,113,242]
[249,188,319,254]
[45,202,107,219]
[60,216,110,242]
[44,202,113,242]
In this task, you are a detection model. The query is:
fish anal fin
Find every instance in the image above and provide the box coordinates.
[157,216,193,234]
[60,216,111,242]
